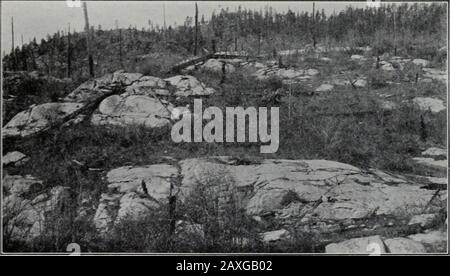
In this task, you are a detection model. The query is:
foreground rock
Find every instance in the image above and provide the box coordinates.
[325,235,386,254]
[383,238,427,253]
[2,102,84,138]
[93,163,178,232]
[325,233,443,254]
[3,175,70,242]
[93,157,446,237]
[408,230,447,252]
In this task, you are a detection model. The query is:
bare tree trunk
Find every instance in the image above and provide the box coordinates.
[83,2,94,77]
[115,20,123,68]
[67,24,72,78]
[212,39,216,53]
[393,8,397,56]
[163,2,167,43]
[257,32,261,56]
[312,2,316,48]
[11,17,16,71]
[194,2,199,56]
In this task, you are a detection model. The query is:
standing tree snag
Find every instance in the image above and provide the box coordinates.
[194,2,199,56]
[83,1,94,77]
[67,23,72,78]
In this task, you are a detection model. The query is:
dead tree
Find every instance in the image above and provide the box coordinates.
[212,39,216,53]
[393,7,397,56]
[311,2,317,48]
[194,2,199,56]
[115,20,123,68]
[163,2,167,43]
[82,2,94,77]
[11,17,16,71]
[67,23,72,78]
[220,61,226,84]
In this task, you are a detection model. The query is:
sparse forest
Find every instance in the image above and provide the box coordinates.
[3,3,447,81]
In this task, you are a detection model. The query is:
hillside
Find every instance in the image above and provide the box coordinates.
[2,2,448,254]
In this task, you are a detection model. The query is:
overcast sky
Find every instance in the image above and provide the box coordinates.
[1,1,371,54]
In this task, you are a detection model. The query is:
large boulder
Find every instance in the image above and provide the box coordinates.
[91,94,174,128]
[2,102,84,137]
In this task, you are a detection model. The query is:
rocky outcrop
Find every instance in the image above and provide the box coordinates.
[4,70,220,137]
[422,68,446,83]
[92,157,447,245]
[325,234,437,254]
[413,147,447,173]
[93,163,178,232]
[408,230,447,247]
[2,151,29,166]
[384,238,427,253]
[412,97,446,113]
[164,75,216,97]
[2,102,84,138]
[91,94,174,128]
[200,59,236,74]
[315,84,334,93]
[3,175,70,242]
[252,64,320,83]
[325,235,386,254]
[261,229,290,243]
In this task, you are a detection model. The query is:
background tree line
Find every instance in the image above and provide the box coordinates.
[2,2,446,81]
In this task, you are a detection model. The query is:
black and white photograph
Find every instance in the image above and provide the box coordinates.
[1,0,448,257]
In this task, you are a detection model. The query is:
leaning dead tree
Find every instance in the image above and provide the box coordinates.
[82,2,94,77]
